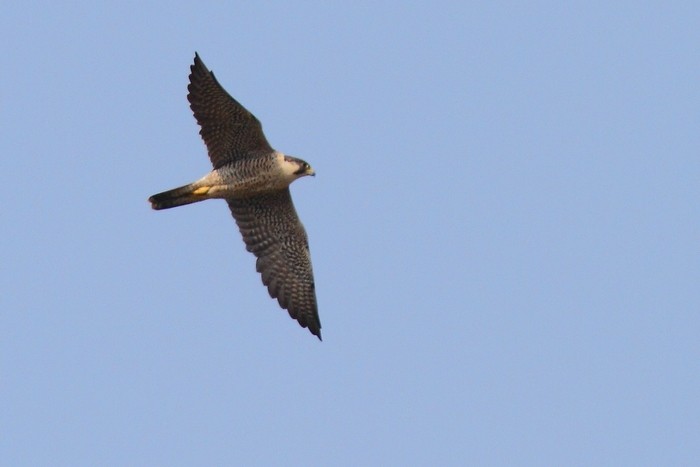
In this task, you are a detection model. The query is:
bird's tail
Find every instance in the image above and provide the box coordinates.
[148,183,209,210]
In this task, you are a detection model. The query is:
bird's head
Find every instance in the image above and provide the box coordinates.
[282,155,315,179]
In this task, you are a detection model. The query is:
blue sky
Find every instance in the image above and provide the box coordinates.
[2,2,699,465]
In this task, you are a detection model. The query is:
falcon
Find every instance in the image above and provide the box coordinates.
[149,53,321,340]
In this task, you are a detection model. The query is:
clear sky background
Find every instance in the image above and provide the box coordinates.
[2,2,699,466]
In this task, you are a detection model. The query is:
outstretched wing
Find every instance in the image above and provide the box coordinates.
[227,189,321,340]
[187,53,273,169]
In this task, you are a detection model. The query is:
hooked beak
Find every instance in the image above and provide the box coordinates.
[306,166,316,177]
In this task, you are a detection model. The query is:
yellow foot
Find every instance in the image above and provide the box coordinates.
[192,186,211,195]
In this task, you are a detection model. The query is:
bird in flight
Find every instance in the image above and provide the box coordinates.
[149,53,321,340]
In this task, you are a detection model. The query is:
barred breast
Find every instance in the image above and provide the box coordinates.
[208,153,291,198]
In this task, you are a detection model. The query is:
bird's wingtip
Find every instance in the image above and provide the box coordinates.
[192,52,204,68]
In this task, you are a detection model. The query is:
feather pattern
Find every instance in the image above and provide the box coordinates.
[227,189,321,339]
[187,53,273,168]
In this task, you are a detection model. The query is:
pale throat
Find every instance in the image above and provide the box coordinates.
[276,152,303,182]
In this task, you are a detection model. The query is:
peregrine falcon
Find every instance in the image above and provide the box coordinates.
[149,53,321,340]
